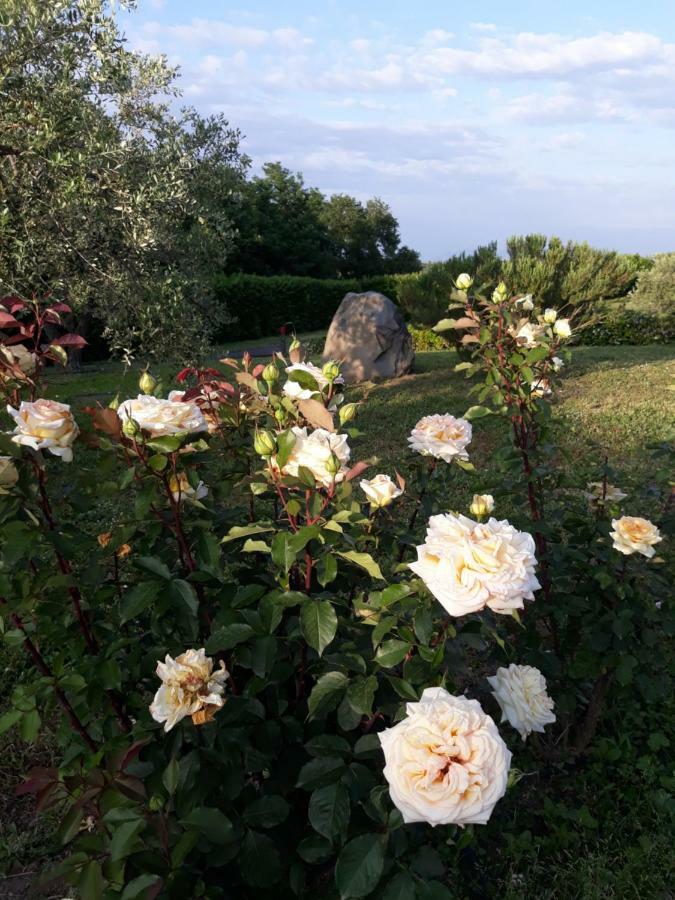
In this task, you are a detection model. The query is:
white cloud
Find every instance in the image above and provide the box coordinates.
[542,131,586,151]
[469,23,498,32]
[141,19,312,50]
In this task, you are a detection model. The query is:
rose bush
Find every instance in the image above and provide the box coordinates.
[0,288,670,898]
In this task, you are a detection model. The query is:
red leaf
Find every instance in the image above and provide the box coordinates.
[83,406,122,439]
[297,398,335,433]
[0,295,26,314]
[252,364,265,378]
[344,461,370,482]
[51,334,87,348]
[16,767,59,797]
[50,302,72,313]
[119,739,149,772]
[176,367,194,383]
[0,311,20,328]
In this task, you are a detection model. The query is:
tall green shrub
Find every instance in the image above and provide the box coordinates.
[626,253,675,316]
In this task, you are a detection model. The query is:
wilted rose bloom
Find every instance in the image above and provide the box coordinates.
[530,377,552,398]
[552,356,564,372]
[585,482,627,505]
[0,456,19,493]
[553,319,571,339]
[487,664,556,741]
[543,308,557,324]
[511,322,546,348]
[515,294,534,311]
[379,687,511,826]
[7,399,79,462]
[408,414,472,464]
[610,516,662,558]
[117,395,207,437]
[0,343,38,379]
[277,426,350,488]
[150,648,229,732]
[410,513,541,616]
[455,272,473,290]
[283,362,344,401]
[469,494,494,517]
[360,473,403,509]
[169,472,208,503]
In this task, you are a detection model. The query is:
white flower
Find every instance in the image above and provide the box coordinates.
[277,426,350,488]
[552,356,564,372]
[530,377,552,398]
[455,273,473,290]
[168,472,208,503]
[585,482,627,505]
[487,664,556,741]
[0,343,37,378]
[360,474,403,509]
[543,308,557,324]
[469,494,494,517]
[283,362,344,401]
[149,648,229,732]
[7,399,79,462]
[511,322,545,348]
[492,282,508,303]
[515,294,534,312]
[553,319,571,339]
[379,687,511,827]
[610,516,662,558]
[409,513,541,617]
[0,456,19,493]
[117,395,207,438]
[408,414,472,464]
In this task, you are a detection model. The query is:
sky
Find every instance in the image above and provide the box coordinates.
[124,0,675,260]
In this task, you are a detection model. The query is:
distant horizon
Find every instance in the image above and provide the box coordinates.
[124,0,675,259]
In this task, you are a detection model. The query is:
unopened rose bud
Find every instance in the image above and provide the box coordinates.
[262,363,279,384]
[455,273,473,291]
[139,370,157,395]
[289,338,301,352]
[254,430,276,458]
[108,394,120,411]
[0,456,19,493]
[339,403,358,425]
[543,308,557,324]
[322,360,341,382]
[492,282,508,303]
[325,452,342,477]
[469,493,495,518]
[122,417,141,439]
[274,408,287,426]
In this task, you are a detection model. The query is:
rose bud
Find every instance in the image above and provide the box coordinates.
[139,370,157,395]
[455,272,473,290]
[254,430,277,458]
[339,403,358,425]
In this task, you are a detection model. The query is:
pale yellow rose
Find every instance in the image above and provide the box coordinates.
[469,494,494,517]
[0,456,19,493]
[543,308,557,324]
[360,473,403,509]
[553,318,571,339]
[487,664,556,741]
[585,482,627,505]
[511,322,546,348]
[455,273,473,290]
[4,344,38,377]
[379,687,511,826]
[117,395,207,438]
[610,516,662,558]
[276,426,350,488]
[168,472,208,503]
[168,389,221,434]
[408,414,472,464]
[149,648,229,732]
[410,513,540,617]
[7,399,79,462]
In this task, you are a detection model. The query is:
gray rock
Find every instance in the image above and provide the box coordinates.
[322,291,414,383]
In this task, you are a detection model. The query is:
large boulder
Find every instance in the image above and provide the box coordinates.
[322,291,414,383]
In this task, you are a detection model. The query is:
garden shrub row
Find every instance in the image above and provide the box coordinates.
[578,310,675,345]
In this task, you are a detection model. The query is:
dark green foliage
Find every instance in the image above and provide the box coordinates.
[626,252,675,316]
[577,310,675,345]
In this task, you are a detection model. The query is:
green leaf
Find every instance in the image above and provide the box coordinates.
[309,783,351,840]
[19,708,40,742]
[222,524,274,544]
[243,795,291,829]
[162,759,179,796]
[205,623,254,654]
[147,453,167,472]
[0,709,21,735]
[146,435,183,453]
[135,556,172,580]
[110,818,145,862]
[463,405,492,421]
[375,639,410,668]
[271,532,296,573]
[120,581,161,623]
[317,554,338,586]
[241,539,271,553]
[297,756,346,790]
[240,831,282,887]
[432,318,457,332]
[181,807,236,844]
[79,860,104,900]
[335,833,387,899]
[383,872,418,900]
[170,579,198,615]
[454,362,475,373]
[336,551,384,581]
[276,429,297,468]
[308,671,349,719]
[301,600,338,656]
[120,875,163,900]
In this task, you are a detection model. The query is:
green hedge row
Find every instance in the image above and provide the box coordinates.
[212,273,409,341]
[576,311,675,345]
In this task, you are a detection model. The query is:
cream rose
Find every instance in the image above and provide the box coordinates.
[543,308,557,324]
[408,414,472,464]
[360,473,403,509]
[149,648,229,732]
[0,456,19,493]
[283,362,344,401]
[455,272,473,290]
[585,482,627,505]
[610,516,662,558]
[511,322,546,348]
[169,472,208,503]
[7,399,79,462]
[530,377,552,398]
[487,664,556,741]
[1,343,38,378]
[379,687,511,826]
[469,494,494,517]
[117,395,207,438]
[515,294,534,311]
[168,389,221,434]
[277,426,350,488]
[409,513,541,617]
[553,318,571,339]
[552,356,564,372]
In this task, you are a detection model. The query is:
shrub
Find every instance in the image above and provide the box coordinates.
[577,310,675,345]
[626,252,675,316]
[408,325,450,352]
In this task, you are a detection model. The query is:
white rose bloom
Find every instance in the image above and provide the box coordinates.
[516,294,534,311]
[410,513,541,617]
[7,399,79,462]
[117,395,207,438]
[283,362,344,401]
[169,472,208,503]
[511,322,546,348]
[1,343,38,378]
[278,426,350,488]
[487,664,556,741]
[455,273,473,290]
[360,473,403,509]
[610,516,662,558]
[0,456,19,493]
[543,308,557,324]
[530,377,552,398]
[469,494,494,517]
[149,648,229,732]
[585,482,627,505]
[379,687,511,827]
[553,319,571,339]
[552,356,564,372]
[408,414,472,464]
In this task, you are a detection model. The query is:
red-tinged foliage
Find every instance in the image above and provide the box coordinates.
[51,334,88,348]
[83,405,122,439]
[0,311,21,328]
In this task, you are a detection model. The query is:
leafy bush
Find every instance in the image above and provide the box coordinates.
[408,325,450,352]
[626,253,675,316]
[0,289,671,898]
[577,310,675,345]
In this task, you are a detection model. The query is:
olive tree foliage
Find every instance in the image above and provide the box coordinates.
[626,253,675,316]
[0,0,248,359]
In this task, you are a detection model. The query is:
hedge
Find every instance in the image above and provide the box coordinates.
[212,273,408,341]
[576,310,675,345]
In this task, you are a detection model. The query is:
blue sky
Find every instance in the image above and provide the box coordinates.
[125,1,675,259]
